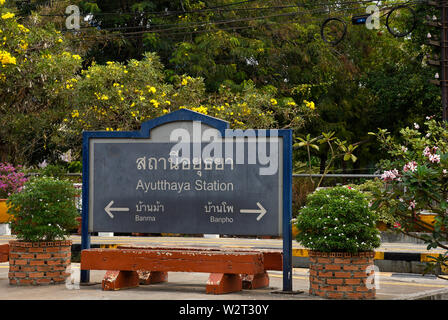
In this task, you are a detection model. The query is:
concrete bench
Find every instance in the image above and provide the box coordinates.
[0,244,8,263]
[81,247,282,294]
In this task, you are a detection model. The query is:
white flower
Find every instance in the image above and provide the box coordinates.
[414,123,420,129]
[429,154,441,163]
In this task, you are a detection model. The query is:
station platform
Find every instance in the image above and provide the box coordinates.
[1,233,446,275]
[0,234,447,301]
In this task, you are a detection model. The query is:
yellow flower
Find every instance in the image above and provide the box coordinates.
[57,38,63,43]
[304,100,315,110]
[1,12,14,20]
[17,24,30,33]
[191,106,208,115]
[165,100,171,105]
[270,98,278,105]
[0,50,16,66]
[71,110,80,118]
[181,78,188,86]
[147,86,156,94]
[72,54,81,60]
[287,101,297,106]
[19,40,28,50]
[0,0,5,6]
[150,99,159,108]
[162,109,169,114]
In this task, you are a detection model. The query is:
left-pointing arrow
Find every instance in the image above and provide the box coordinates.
[104,200,129,219]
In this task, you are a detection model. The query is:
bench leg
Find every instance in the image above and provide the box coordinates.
[102,270,140,291]
[206,273,242,294]
[242,271,269,289]
[137,271,168,285]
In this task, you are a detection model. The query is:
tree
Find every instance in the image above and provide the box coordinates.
[0,3,82,164]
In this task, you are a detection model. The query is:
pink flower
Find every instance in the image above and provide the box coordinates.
[403,161,417,173]
[393,222,401,229]
[429,154,441,163]
[381,169,400,181]
[408,200,417,210]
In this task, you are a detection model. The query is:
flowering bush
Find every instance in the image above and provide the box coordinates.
[294,186,381,253]
[369,118,448,278]
[58,52,315,159]
[0,163,27,199]
[7,176,79,242]
[0,1,83,165]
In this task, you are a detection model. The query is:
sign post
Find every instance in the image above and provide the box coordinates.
[81,109,292,291]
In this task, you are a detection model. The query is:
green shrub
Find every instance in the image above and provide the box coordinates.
[294,186,381,253]
[7,176,79,242]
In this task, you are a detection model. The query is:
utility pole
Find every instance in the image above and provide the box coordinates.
[442,1,448,121]
[428,1,448,121]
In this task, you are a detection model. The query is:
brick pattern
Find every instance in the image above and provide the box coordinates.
[308,251,376,300]
[8,240,72,286]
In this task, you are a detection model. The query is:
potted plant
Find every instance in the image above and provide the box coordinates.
[294,186,381,299]
[0,163,27,225]
[7,176,79,286]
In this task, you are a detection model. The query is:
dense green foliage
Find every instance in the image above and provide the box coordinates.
[294,186,381,253]
[7,177,79,242]
[0,0,442,171]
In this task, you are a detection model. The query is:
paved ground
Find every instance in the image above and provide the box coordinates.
[1,234,447,300]
[0,263,447,300]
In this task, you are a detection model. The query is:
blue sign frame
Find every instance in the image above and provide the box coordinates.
[81,109,293,291]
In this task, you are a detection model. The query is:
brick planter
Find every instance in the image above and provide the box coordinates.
[8,240,72,286]
[308,251,376,299]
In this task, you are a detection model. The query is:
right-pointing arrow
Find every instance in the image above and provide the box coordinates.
[240,202,267,221]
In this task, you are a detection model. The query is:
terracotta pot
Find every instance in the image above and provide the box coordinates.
[8,240,72,286]
[308,251,376,299]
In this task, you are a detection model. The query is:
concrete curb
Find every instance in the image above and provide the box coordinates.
[393,287,448,300]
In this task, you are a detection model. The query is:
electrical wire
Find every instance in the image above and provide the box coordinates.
[64,0,424,41]
[38,0,416,18]
[64,4,367,42]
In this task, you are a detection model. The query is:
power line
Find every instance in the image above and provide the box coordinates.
[39,0,415,18]
[64,1,423,41]
[65,5,362,41]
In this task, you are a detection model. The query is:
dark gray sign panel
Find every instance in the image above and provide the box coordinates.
[89,140,283,236]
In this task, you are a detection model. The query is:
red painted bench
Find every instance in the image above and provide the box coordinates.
[0,244,8,263]
[81,246,282,294]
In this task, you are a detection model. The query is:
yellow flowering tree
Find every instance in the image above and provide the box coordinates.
[0,3,82,164]
[60,52,315,158]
